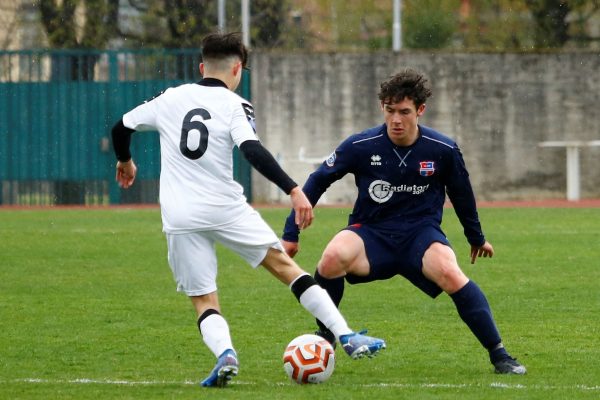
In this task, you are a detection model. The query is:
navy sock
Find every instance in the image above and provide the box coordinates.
[489,346,510,363]
[314,269,344,332]
[450,280,503,358]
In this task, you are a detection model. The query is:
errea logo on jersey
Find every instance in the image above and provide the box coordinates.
[368,180,430,203]
[371,155,382,166]
[325,152,336,167]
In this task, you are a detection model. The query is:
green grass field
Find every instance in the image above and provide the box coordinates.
[1,207,599,399]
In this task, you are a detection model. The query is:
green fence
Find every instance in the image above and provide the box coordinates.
[0,49,252,205]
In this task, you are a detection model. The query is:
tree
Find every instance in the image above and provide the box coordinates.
[39,0,119,48]
[127,0,216,49]
[124,0,290,49]
[403,0,459,49]
[458,0,534,50]
[525,0,600,48]
[525,0,571,47]
[252,0,290,48]
[568,0,600,46]
[38,0,120,80]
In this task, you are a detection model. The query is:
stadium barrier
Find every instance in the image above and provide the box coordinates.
[0,49,252,206]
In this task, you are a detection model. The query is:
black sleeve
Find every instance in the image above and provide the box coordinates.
[111,118,135,162]
[239,140,297,194]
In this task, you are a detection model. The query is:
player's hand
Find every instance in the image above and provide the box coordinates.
[470,241,494,264]
[289,187,314,230]
[116,159,137,189]
[282,240,299,258]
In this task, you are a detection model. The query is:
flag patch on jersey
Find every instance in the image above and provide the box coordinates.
[419,161,435,176]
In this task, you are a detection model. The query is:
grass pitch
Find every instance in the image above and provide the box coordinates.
[0,206,599,399]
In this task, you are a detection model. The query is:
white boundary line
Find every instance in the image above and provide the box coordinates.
[2,378,599,391]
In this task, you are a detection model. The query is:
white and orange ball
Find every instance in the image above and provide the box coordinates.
[283,334,335,384]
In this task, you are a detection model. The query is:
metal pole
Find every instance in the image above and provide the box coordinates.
[566,145,581,201]
[393,0,402,51]
[218,0,226,32]
[242,0,250,47]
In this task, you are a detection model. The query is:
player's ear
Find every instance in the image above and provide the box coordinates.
[417,104,426,116]
[199,63,205,77]
[232,61,242,77]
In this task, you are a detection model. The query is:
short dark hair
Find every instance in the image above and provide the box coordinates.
[201,32,248,68]
[378,69,432,108]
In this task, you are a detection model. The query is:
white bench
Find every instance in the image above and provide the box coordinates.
[538,140,600,201]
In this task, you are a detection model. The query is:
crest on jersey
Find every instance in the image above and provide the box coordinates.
[325,151,336,167]
[241,102,256,132]
[419,161,435,176]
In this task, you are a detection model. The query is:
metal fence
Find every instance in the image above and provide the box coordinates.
[0,49,252,205]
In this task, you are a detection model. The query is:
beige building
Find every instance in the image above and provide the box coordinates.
[0,2,68,82]
[0,1,20,50]
[0,1,43,50]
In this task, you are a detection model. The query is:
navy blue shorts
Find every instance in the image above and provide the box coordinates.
[344,221,450,298]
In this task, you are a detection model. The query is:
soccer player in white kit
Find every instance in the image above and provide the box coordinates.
[111,32,385,388]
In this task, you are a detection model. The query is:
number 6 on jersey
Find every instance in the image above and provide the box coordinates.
[180,108,211,160]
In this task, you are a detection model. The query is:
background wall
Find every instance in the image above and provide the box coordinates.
[250,51,600,203]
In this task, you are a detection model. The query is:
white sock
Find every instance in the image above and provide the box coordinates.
[199,313,234,358]
[298,284,353,339]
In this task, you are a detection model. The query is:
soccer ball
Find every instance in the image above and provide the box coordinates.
[283,334,335,384]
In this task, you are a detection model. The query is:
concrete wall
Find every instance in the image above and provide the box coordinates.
[250,51,600,203]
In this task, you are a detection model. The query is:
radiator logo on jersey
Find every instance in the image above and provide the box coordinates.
[419,161,435,176]
[368,180,429,203]
[241,103,256,132]
[325,151,336,167]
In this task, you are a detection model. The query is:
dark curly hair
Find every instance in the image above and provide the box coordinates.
[201,32,248,68]
[378,69,432,108]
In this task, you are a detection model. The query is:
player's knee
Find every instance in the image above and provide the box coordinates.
[317,248,346,278]
[439,262,464,281]
[433,264,468,293]
[423,246,467,292]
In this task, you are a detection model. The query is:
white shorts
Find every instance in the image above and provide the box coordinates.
[165,208,284,296]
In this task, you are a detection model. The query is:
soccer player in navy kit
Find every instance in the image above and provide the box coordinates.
[282,69,526,374]
[111,32,385,388]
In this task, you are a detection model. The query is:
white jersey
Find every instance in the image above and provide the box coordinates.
[122,80,258,233]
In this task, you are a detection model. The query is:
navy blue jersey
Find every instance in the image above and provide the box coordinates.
[283,124,485,246]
